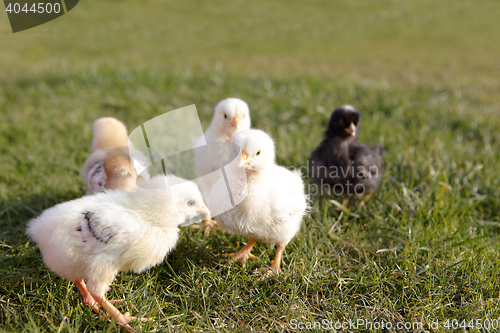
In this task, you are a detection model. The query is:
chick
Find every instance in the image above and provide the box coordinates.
[208,129,307,275]
[26,175,209,332]
[82,117,149,195]
[308,105,383,204]
[193,98,251,233]
[194,98,251,197]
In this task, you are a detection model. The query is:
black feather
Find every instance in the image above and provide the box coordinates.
[83,211,117,244]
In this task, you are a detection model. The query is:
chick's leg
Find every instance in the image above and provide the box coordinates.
[191,218,220,236]
[269,243,286,274]
[342,195,350,208]
[74,279,99,313]
[223,238,258,266]
[359,193,373,208]
[91,294,151,333]
[202,218,220,236]
[259,243,287,280]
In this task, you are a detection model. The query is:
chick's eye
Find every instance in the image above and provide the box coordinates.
[256,150,261,156]
[188,200,195,206]
[224,114,227,119]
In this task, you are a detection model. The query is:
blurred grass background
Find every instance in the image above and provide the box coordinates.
[2,0,500,91]
[1,0,499,332]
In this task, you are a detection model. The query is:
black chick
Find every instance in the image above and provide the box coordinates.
[308,105,383,202]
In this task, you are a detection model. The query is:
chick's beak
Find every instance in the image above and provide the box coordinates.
[345,122,357,136]
[237,149,252,168]
[196,204,211,221]
[231,115,240,129]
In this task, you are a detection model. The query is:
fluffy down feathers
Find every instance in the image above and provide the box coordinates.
[209,129,307,274]
[26,175,209,331]
[27,175,207,296]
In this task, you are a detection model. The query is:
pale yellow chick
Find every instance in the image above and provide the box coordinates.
[27,175,209,332]
[82,117,149,195]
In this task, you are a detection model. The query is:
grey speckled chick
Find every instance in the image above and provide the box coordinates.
[308,105,383,201]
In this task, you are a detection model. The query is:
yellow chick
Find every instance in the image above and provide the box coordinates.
[209,130,308,276]
[26,175,209,332]
[193,98,251,234]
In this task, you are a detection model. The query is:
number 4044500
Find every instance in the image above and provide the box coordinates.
[5,2,62,14]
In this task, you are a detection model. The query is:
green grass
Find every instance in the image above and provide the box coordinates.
[1,0,500,332]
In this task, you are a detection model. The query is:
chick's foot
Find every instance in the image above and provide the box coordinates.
[258,243,287,280]
[92,295,153,332]
[223,238,258,266]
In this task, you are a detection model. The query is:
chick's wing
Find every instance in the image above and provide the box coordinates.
[70,203,144,255]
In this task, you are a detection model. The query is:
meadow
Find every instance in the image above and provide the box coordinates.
[1,0,499,332]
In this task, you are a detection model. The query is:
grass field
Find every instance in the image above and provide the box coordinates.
[1,0,499,332]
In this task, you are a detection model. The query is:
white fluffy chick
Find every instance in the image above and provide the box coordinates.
[82,117,149,195]
[193,98,250,233]
[26,175,209,332]
[208,129,307,275]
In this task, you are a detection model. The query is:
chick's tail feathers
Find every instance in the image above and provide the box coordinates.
[91,117,129,152]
